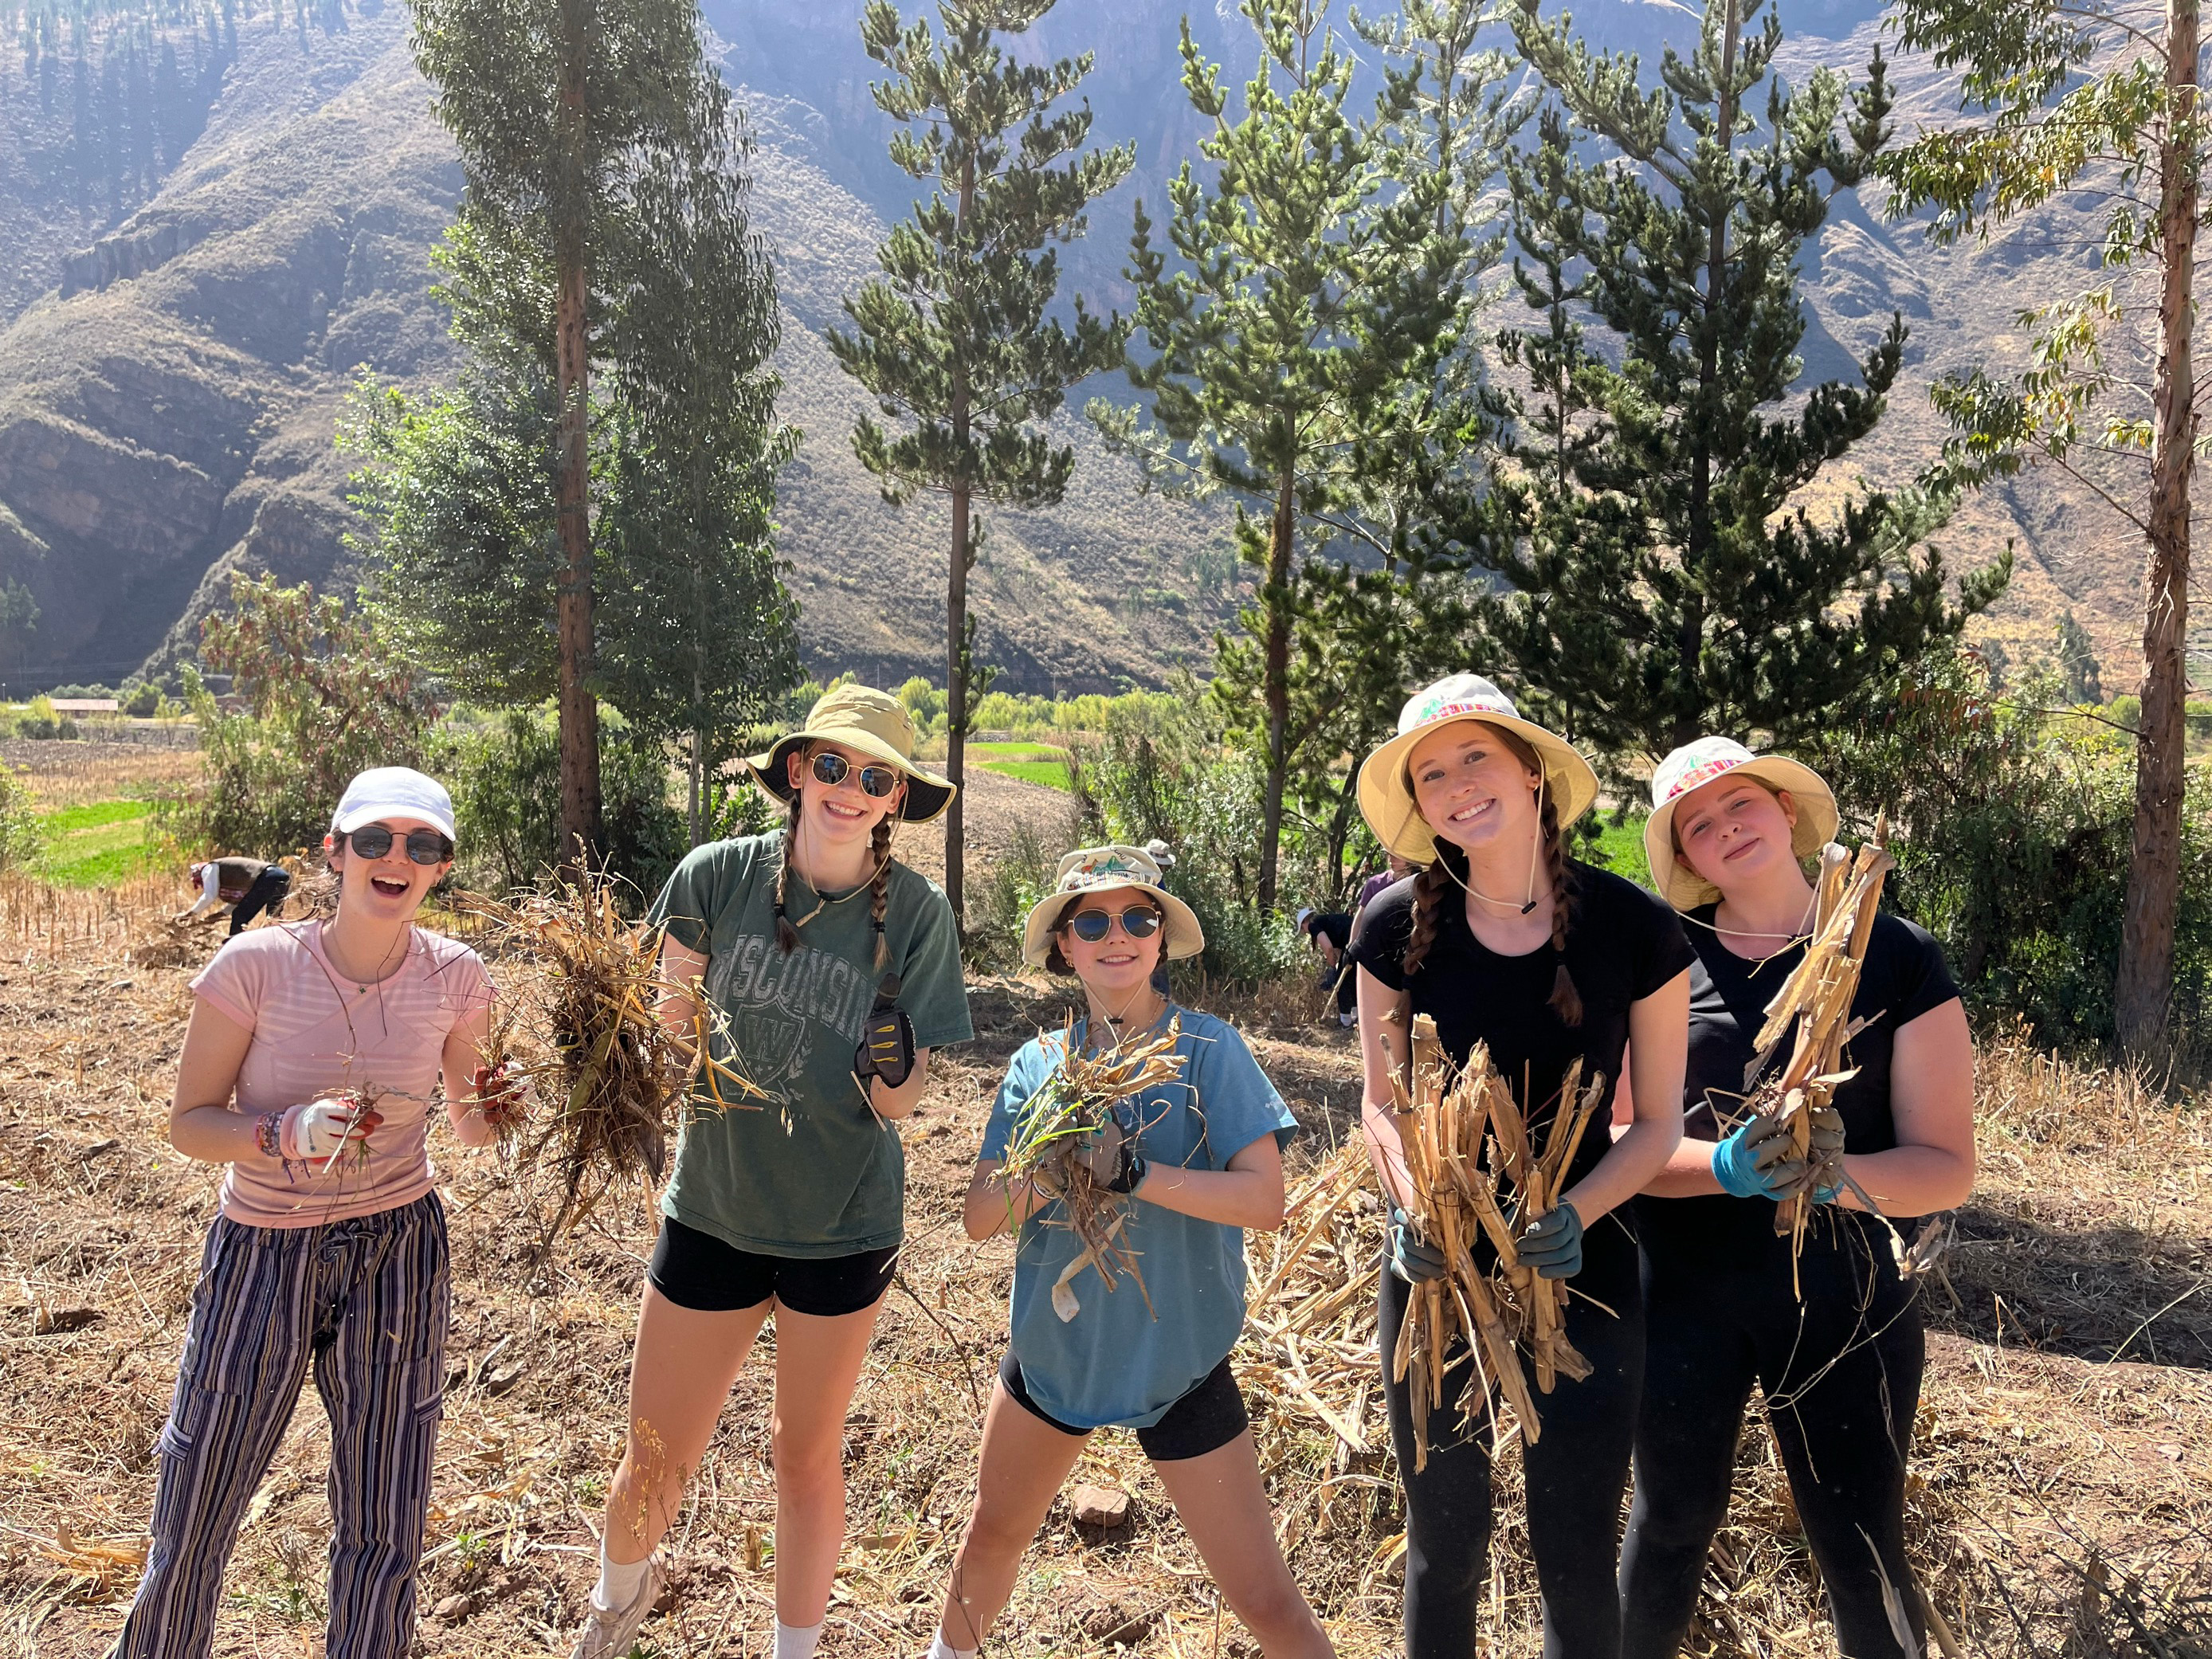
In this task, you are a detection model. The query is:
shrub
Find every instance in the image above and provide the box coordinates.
[429,705,687,901]
[0,767,44,872]
[155,575,434,858]
[964,813,1071,974]
[120,681,161,718]
[1816,649,2212,1049]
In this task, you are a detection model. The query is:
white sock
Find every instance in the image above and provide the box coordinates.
[590,1549,649,1613]
[773,1621,824,1659]
[928,1635,978,1659]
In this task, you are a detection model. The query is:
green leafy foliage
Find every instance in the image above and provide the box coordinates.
[429,706,686,901]
[0,767,45,874]
[157,575,433,859]
[1817,649,2212,1047]
[1477,0,2006,773]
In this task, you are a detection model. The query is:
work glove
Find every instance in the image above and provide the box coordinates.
[1516,1202,1584,1280]
[1386,1204,1448,1284]
[1806,1103,1845,1203]
[1712,1113,1807,1201]
[853,1009,917,1091]
[281,1096,381,1166]
[1076,1102,1149,1195]
[471,1063,528,1134]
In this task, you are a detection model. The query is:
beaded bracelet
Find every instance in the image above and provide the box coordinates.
[253,1110,284,1160]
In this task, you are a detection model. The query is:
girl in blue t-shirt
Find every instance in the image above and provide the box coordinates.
[924,845,1334,1659]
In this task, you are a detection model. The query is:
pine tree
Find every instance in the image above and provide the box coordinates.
[1479,0,2007,773]
[1092,0,1457,908]
[410,0,737,865]
[405,0,791,863]
[829,0,1131,926]
[1881,0,2201,1054]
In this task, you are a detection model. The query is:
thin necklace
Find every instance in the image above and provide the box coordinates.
[1681,895,1818,971]
[1435,772,1550,916]
[782,820,895,930]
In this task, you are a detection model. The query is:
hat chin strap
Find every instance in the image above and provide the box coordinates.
[1436,770,1546,916]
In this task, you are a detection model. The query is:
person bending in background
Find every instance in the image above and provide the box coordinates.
[929,844,1333,1659]
[180,856,293,935]
[114,767,517,1659]
[1296,905,1357,1025]
[1344,674,1691,1659]
[1618,737,1975,1659]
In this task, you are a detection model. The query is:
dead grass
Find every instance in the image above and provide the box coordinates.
[0,743,203,811]
[0,885,2206,1658]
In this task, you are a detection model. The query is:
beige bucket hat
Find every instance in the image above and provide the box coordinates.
[1642,736,1841,911]
[1021,845,1206,971]
[747,684,955,823]
[1356,674,1600,862]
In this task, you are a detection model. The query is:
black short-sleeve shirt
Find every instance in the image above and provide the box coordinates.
[1346,852,1694,1196]
[1635,906,1962,1266]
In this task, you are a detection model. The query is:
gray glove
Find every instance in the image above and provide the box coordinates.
[1387,1206,1448,1283]
[1076,1104,1147,1194]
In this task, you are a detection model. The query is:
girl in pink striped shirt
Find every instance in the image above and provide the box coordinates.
[111,767,515,1659]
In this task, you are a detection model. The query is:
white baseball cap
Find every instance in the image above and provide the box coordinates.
[331,767,457,844]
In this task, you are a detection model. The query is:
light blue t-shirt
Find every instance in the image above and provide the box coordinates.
[979,1006,1298,1430]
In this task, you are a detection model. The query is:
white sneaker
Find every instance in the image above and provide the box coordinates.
[570,1558,667,1659]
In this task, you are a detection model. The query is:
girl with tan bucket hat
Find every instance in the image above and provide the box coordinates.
[1621,737,1975,1659]
[569,684,971,1659]
[924,845,1332,1659]
[1340,673,1695,1659]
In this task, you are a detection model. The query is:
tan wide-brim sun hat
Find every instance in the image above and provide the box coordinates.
[1355,674,1600,863]
[1642,735,1841,912]
[747,684,955,824]
[1021,844,1206,971]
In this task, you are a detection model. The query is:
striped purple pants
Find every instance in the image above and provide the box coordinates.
[111,1192,449,1659]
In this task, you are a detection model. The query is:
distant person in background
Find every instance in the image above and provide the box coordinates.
[1352,853,1418,927]
[1296,906,1356,1025]
[180,857,292,936]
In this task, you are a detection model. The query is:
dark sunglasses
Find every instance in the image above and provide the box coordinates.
[811,751,902,798]
[343,825,454,865]
[1065,904,1163,943]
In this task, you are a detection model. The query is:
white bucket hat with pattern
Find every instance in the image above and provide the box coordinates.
[1021,844,1206,971]
[1642,736,1841,912]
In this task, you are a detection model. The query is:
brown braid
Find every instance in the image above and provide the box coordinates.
[773,786,803,955]
[1399,861,1452,976]
[868,814,895,972]
[1540,792,1583,1026]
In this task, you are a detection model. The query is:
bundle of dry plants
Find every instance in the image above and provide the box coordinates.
[1735,821,1903,1290]
[459,873,759,1243]
[999,1013,1185,1320]
[1383,1014,1609,1463]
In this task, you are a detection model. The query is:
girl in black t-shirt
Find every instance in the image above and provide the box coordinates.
[1344,675,1692,1659]
[1619,736,1975,1659]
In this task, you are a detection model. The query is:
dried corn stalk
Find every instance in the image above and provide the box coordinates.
[1002,1014,1185,1322]
[1382,1014,1609,1461]
[1739,816,1897,1294]
[461,873,761,1244]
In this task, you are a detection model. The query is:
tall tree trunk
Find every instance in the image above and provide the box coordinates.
[1258,467,1294,911]
[553,0,599,870]
[943,151,975,928]
[2116,0,2198,1058]
[1676,0,1740,753]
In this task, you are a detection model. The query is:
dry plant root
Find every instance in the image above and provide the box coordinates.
[1001,1014,1185,1322]
[460,873,761,1245]
[1735,816,1904,1295]
[1381,1012,1610,1463]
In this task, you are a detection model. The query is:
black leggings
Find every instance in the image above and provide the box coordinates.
[228,867,292,935]
[1380,1221,1645,1659]
[1621,1225,1925,1659]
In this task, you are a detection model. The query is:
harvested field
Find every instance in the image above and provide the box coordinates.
[0,857,2208,1656]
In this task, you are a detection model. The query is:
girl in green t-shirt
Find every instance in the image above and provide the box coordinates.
[569,686,972,1659]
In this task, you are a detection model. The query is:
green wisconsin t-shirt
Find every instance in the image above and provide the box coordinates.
[645,833,972,1257]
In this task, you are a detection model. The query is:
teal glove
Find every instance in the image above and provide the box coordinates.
[1517,1202,1583,1280]
[1712,1114,1805,1201]
[1387,1206,1447,1284]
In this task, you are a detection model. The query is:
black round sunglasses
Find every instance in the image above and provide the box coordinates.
[343,825,454,865]
[1065,904,1163,943]
[811,751,902,798]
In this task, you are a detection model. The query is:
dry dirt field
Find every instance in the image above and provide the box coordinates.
[1,767,2208,1658]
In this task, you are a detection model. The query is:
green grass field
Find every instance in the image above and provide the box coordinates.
[969,741,1074,792]
[1586,813,1650,877]
[33,798,161,887]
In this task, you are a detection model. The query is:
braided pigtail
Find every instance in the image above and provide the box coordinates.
[1541,794,1583,1026]
[1400,860,1450,976]
[773,790,802,955]
[868,814,895,973]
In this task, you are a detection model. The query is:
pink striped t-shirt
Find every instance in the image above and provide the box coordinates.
[189,921,496,1228]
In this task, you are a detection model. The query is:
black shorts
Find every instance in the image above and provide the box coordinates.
[998,1350,1250,1462]
[648,1215,898,1317]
